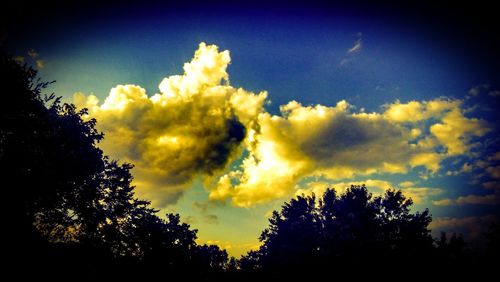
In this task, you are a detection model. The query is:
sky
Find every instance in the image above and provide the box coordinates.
[4,1,500,257]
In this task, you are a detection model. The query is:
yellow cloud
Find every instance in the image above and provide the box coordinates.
[383,100,425,122]
[14,56,25,64]
[399,181,415,188]
[295,179,390,198]
[74,43,491,208]
[402,187,442,204]
[384,98,490,156]
[295,179,441,204]
[430,107,490,155]
[210,96,489,207]
[409,152,442,173]
[210,100,423,207]
[36,59,45,69]
[75,43,266,206]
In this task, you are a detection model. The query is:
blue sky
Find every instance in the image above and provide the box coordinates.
[6,2,500,256]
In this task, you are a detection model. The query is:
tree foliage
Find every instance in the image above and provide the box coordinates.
[241,185,436,271]
[0,50,230,278]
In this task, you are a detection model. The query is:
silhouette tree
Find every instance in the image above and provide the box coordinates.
[1,50,231,279]
[241,185,435,272]
[485,222,500,258]
[259,195,321,271]
[196,244,230,272]
[1,50,108,275]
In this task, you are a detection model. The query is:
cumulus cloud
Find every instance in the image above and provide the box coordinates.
[209,100,425,207]
[75,43,267,206]
[210,96,486,207]
[384,99,490,155]
[75,42,493,208]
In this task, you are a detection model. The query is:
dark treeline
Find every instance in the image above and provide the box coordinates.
[1,50,499,279]
[1,50,234,280]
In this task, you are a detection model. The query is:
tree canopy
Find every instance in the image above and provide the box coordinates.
[241,185,446,272]
[0,49,230,279]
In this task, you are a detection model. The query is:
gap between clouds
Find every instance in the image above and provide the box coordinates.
[74,42,495,208]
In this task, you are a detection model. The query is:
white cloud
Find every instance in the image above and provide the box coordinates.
[467,84,489,97]
[347,38,362,54]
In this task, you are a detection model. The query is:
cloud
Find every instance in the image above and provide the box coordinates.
[446,162,473,176]
[489,90,500,97]
[197,239,262,257]
[347,38,362,54]
[203,214,219,224]
[384,98,491,156]
[295,179,441,204]
[468,87,480,97]
[483,181,500,190]
[489,152,500,161]
[201,240,233,252]
[28,48,39,59]
[14,56,25,64]
[209,100,426,207]
[184,215,197,225]
[433,193,500,206]
[14,49,45,70]
[430,215,499,240]
[340,34,363,66]
[399,181,415,188]
[429,106,490,155]
[467,84,489,97]
[36,60,45,69]
[210,96,488,207]
[75,42,494,208]
[487,166,500,179]
[75,43,267,206]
